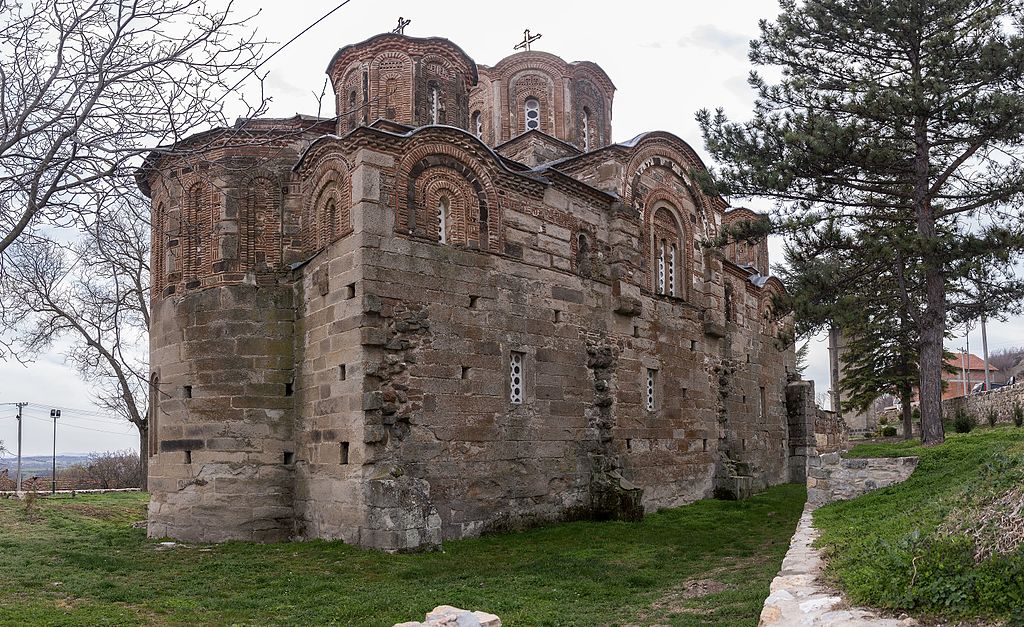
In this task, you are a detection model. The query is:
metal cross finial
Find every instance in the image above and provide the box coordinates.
[514,29,542,52]
[392,17,411,35]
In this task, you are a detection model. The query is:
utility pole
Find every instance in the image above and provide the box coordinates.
[981,315,991,391]
[50,409,60,494]
[15,402,26,493]
[960,349,968,397]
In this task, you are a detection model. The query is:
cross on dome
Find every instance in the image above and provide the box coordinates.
[392,17,411,35]
[514,29,542,52]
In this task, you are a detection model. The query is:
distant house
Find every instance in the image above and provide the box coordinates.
[942,352,1000,400]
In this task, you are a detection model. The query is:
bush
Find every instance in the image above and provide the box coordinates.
[879,416,889,426]
[1014,402,1023,428]
[881,425,898,437]
[954,408,977,433]
[987,409,998,428]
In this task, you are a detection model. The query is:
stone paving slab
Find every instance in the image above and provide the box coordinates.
[759,504,918,626]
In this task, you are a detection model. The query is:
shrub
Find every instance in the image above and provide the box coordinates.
[879,416,889,426]
[881,425,898,437]
[986,409,998,428]
[954,408,977,433]
[1014,402,1023,428]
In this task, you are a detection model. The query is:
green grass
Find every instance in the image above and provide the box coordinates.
[814,426,1024,623]
[0,484,805,626]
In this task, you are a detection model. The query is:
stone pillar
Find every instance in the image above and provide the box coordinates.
[785,380,816,484]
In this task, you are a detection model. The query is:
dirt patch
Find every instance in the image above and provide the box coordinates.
[653,578,732,605]
[624,577,736,625]
[61,503,127,520]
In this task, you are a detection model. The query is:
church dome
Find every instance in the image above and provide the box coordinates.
[326,33,478,134]
[475,50,614,151]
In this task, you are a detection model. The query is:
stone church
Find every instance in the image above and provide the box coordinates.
[138,31,798,550]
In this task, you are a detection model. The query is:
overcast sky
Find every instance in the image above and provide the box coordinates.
[2,0,1022,456]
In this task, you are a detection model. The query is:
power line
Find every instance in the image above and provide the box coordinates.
[24,415,134,436]
[215,0,359,111]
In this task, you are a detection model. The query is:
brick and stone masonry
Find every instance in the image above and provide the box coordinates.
[138,32,802,550]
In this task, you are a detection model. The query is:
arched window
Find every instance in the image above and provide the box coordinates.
[524,97,540,131]
[472,111,483,138]
[582,107,591,151]
[437,196,449,244]
[652,205,684,298]
[430,85,440,124]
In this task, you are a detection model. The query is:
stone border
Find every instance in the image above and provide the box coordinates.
[758,504,917,626]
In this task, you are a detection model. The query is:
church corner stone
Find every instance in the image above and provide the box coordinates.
[140,31,802,550]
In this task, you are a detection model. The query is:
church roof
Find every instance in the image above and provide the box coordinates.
[326,33,479,85]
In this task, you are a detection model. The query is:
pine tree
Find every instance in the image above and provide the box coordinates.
[699,0,1024,444]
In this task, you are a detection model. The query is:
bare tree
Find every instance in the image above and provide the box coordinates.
[1,191,153,484]
[0,0,268,488]
[0,0,265,258]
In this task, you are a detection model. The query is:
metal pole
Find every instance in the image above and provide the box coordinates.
[966,331,972,396]
[15,402,26,493]
[981,315,991,390]
[960,349,968,397]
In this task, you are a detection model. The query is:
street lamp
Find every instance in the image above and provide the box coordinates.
[50,409,60,494]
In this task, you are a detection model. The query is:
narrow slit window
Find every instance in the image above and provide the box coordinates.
[760,386,768,421]
[430,86,440,124]
[669,244,677,297]
[524,98,540,131]
[438,197,448,244]
[510,351,524,404]
[582,107,591,151]
[339,442,350,465]
[646,369,657,411]
[472,110,483,138]
[657,240,666,294]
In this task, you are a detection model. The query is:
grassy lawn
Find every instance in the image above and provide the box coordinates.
[814,426,1024,624]
[0,484,804,626]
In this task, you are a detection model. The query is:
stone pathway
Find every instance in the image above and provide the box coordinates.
[759,504,918,627]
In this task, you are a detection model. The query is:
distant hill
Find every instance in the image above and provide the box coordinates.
[0,455,91,477]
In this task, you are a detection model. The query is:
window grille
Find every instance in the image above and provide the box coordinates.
[646,369,657,411]
[510,352,524,404]
[524,98,540,131]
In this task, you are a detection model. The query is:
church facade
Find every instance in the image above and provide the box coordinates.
[139,32,798,550]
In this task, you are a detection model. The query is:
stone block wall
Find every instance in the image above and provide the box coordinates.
[148,284,297,542]
[942,381,1024,423]
[806,453,918,506]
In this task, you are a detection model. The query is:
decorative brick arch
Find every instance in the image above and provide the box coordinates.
[509,71,555,135]
[572,77,609,150]
[300,156,353,253]
[643,191,692,299]
[371,51,413,123]
[624,144,719,249]
[238,171,283,272]
[337,63,365,132]
[180,178,216,282]
[396,142,501,252]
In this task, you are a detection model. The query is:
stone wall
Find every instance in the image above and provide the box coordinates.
[814,409,848,453]
[785,380,848,484]
[942,381,1024,423]
[806,452,918,506]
